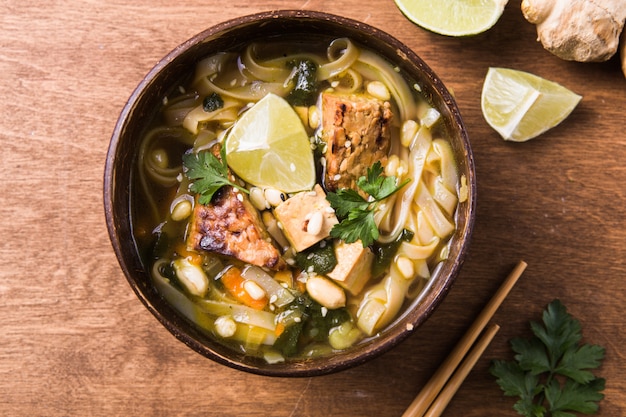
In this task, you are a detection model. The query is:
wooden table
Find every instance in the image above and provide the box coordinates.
[2,1,625,416]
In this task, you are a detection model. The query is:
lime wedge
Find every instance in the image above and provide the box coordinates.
[481,67,582,142]
[394,0,508,36]
[225,93,315,193]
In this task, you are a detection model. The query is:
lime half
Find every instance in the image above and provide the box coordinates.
[394,0,509,36]
[225,93,315,193]
[481,67,582,142]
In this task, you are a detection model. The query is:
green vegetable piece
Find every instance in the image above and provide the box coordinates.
[273,321,304,357]
[182,146,248,205]
[274,293,352,356]
[287,59,318,106]
[371,229,414,278]
[202,92,224,113]
[326,162,409,247]
[490,299,606,417]
[294,241,338,275]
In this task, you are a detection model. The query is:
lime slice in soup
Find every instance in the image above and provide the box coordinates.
[225,93,316,193]
[481,67,582,142]
[394,0,508,36]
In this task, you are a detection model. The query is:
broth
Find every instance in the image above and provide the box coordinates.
[132,36,464,363]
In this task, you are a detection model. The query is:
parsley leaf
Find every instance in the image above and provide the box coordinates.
[490,299,606,417]
[329,208,379,247]
[326,162,409,247]
[182,146,248,205]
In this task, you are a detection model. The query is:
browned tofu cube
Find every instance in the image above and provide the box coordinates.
[273,184,338,252]
[327,240,374,295]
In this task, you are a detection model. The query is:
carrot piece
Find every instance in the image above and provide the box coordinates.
[221,267,268,310]
[175,243,203,265]
[275,322,286,337]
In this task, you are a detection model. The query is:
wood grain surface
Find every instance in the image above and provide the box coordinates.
[1,1,624,416]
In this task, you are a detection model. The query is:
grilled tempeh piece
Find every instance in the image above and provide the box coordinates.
[187,144,286,270]
[321,92,393,192]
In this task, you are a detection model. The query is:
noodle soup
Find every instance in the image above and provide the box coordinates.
[131,35,467,364]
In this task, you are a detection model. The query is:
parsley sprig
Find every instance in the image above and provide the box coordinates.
[182,146,248,205]
[490,299,605,417]
[326,162,409,247]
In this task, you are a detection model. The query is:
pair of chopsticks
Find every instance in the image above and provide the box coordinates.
[402,260,528,417]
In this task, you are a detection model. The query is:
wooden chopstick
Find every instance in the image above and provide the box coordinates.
[423,323,500,417]
[402,260,527,417]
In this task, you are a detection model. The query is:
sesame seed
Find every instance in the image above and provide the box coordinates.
[333,174,341,181]
[290,163,296,172]
[294,317,302,323]
[344,140,351,148]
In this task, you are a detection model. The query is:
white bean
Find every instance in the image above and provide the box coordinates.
[367,81,391,101]
[170,199,192,221]
[385,155,400,178]
[172,257,209,297]
[264,188,286,207]
[249,187,268,211]
[401,119,419,148]
[214,316,237,338]
[306,275,346,310]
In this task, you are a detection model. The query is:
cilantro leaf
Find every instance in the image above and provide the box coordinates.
[490,299,605,417]
[182,148,248,205]
[326,162,408,247]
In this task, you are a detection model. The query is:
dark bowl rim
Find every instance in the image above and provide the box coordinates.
[103,9,476,377]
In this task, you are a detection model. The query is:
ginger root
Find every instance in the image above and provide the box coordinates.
[522,0,626,62]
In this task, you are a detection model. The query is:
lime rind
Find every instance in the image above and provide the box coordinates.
[225,93,316,192]
[394,0,508,37]
[481,67,582,142]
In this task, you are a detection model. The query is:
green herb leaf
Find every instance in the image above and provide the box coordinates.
[203,92,224,112]
[326,162,408,247]
[329,208,378,247]
[325,188,369,218]
[182,148,248,205]
[545,378,605,416]
[490,299,605,417]
[357,161,409,200]
[286,59,318,106]
[294,241,338,275]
